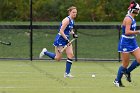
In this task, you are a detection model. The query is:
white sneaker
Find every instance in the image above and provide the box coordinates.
[64,73,74,78]
[113,79,125,87]
[39,48,47,58]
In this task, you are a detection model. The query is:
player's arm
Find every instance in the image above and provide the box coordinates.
[59,17,69,41]
[125,17,140,35]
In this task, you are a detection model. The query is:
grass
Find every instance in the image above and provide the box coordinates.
[0,60,140,93]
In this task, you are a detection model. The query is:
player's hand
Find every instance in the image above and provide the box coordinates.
[73,34,78,38]
[138,31,140,34]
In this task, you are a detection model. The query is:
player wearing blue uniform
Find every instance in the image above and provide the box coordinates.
[114,1,140,87]
[39,6,78,78]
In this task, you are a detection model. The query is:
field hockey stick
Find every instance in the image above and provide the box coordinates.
[60,38,76,53]
[0,40,11,46]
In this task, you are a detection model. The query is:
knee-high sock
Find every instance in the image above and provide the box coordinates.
[127,60,140,73]
[65,58,73,74]
[44,51,56,59]
[116,66,127,81]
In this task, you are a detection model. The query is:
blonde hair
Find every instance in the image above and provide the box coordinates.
[67,6,77,13]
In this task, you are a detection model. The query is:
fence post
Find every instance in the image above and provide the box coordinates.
[118,25,121,62]
[29,0,33,61]
[74,28,78,61]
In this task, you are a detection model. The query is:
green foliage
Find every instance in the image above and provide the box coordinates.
[0,0,29,21]
[0,0,140,21]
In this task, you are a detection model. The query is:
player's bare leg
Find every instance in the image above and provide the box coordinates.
[64,45,74,78]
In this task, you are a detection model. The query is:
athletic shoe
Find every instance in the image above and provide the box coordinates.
[123,72,131,82]
[39,48,47,58]
[113,79,125,87]
[64,73,74,78]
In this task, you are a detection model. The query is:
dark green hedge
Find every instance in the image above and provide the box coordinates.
[0,0,139,22]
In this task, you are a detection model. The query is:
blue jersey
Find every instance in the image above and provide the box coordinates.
[122,15,136,36]
[53,16,74,46]
[118,15,139,52]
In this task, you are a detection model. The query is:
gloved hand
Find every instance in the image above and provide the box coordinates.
[73,34,78,38]
[66,39,70,45]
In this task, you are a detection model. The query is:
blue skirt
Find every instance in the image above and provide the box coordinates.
[53,34,70,46]
[118,36,139,52]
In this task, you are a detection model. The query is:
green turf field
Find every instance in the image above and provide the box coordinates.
[0,60,139,93]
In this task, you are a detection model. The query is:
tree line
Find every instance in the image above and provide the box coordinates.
[0,0,139,22]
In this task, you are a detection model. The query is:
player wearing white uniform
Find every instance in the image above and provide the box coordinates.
[39,6,78,78]
[114,1,140,87]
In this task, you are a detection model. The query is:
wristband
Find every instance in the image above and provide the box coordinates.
[73,34,78,38]
[66,39,69,44]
